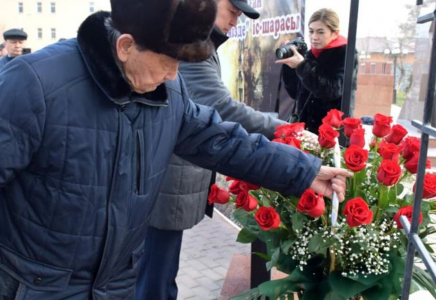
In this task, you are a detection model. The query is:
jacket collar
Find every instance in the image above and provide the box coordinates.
[211,26,229,50]
[77,11,168,106]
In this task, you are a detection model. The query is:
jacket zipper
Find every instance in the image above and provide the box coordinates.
[136,130,144,194]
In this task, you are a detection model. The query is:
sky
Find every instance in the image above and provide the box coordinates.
[305,0,415,38]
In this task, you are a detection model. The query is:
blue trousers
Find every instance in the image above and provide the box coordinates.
[135,226,183,300]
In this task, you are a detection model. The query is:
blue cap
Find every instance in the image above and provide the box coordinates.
[3,29,28,40]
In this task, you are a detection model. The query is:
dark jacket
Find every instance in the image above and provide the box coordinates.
[0,55,14,69]
[282,45,358,134]
[148,27,287,231]
[0,12,320,299]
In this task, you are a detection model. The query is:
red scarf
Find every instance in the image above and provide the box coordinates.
[311,35,347,58]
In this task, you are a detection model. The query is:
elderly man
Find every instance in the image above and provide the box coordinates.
[136,1,290,299]
[0,0,350,298]
[0,28,27,69]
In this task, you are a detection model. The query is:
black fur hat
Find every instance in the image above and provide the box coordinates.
[110,0,217,62]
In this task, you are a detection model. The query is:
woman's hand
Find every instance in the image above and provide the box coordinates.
[275,45,305,68]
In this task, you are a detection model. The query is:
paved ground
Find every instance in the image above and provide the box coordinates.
[176,211,250,300]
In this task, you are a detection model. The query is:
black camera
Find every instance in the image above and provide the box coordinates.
[275,37,307,59]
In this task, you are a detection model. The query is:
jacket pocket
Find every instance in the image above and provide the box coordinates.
[130,240,145,269]
[0,245,72,292]
[136,130,145,195]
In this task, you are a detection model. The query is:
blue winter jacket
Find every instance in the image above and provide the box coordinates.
[0,12,321,299]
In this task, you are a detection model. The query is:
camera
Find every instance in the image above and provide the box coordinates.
[275,37,308,59]
[22,48,31,55]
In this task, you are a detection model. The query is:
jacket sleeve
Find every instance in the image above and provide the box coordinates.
[174,86,322,197]
[0,59,46,187]
[282,65,299,100]
[295,55,344,101]
[178,59,286,140]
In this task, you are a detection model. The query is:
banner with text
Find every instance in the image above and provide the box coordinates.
[218,0,305,120]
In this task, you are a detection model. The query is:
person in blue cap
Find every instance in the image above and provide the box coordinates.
[0,28,28,69]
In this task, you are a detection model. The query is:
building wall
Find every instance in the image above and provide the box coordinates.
[354,72,394,118]
[0,0,111,52]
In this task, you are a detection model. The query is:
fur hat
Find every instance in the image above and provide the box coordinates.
[110,0,217,62]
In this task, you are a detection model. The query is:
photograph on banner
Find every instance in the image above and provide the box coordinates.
[218,0,305,120]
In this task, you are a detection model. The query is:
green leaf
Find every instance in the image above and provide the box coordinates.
[292,212,306,232]
[378,185,390,209]
[233,209,250,226]
[236,227,259,243]
[281,239,296,254]
[266,247,280,271]
[252,252,270,261]
[388,186,398,205]
[258,277,299,298]
[396,183,404,196]
[308,233,323,252]
[231,287,261,300]
[412,267,436,298]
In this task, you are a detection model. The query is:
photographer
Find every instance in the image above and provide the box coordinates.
[276,8,358,134]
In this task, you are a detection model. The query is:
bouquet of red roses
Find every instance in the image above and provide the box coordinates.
[208,109,436,300]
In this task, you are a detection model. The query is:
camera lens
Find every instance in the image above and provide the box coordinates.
[275,46,293,60]
[275,48,285,59]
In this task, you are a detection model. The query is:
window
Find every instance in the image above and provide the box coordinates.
[51,28,56,39]
[382,63,387,75]
[360,63,366,74]
[370,63,376,75]
[37,2,42,13]
[89,2,94,13]
[18,2,23,13]
[37,28,42,39]
[50,2,56,13]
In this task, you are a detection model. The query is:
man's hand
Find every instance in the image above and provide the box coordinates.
[309,166,353,201]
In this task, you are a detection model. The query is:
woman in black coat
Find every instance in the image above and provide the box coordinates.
[277,8,358,134]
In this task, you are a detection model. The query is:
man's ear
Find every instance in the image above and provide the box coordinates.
[116,34,135,62]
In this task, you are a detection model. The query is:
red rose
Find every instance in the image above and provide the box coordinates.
[344,145,369,172]
[393,206,422,229]
[274,123,305,139]
[297,189,325,218]
[350,128,366,148]
[235,191,258,211]
[377,140,403,163]
[255,207,281,231]
[229,180,260,195]
[384,124,408,145]
[343,197,373,228]
[272,136,301,149]
[369,138,376,149]
[402,136,421,160]
[322,109,344,128]
[208,184,230,205]
[318,124,339,149]
[377,160,402,186]
[343,117,362,138]
[404,151,431,174]
[414,173,436,199]
[372,113,393,138]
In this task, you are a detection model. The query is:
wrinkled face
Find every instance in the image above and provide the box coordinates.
[117,37,179,94]
[215,0,242,34]
[308,20,338,50]
[4,39,25,57]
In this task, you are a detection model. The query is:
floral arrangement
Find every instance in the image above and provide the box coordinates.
[208,109,436,300]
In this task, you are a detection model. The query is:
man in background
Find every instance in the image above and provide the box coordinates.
[136,1,292,299]
[0,44,7,58]
[0,28,27,69]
